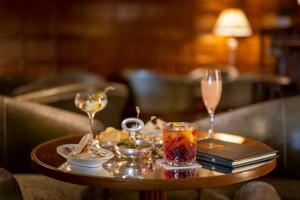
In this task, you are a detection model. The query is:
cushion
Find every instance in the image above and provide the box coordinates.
[234,181,280,200]
[0,168,23,200]
[14,174,88,200]
[200,180,282,200]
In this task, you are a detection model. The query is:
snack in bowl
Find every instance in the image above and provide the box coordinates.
[119,138,151,149]
[57,144,114,167]
[56,133,114,167]
[114,117,153,159]
[95,127,129,148]
[115,139,153,159]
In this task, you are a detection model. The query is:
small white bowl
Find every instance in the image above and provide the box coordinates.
[57,144,114,168]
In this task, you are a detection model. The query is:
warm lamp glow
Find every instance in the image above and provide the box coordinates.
[213,8,252,37]
[213,8,252,68]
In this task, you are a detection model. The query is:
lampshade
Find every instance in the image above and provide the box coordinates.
[213,8,252,37]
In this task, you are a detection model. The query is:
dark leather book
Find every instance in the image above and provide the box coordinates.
[197,139,278,168]
[198,160,273,174]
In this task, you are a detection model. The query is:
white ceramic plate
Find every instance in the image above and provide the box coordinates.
[57,144,114,168]
[58,162,113,177]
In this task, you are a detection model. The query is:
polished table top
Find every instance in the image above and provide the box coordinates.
[31,132,276,192]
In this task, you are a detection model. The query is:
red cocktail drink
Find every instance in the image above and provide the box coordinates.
[163,122,197,166]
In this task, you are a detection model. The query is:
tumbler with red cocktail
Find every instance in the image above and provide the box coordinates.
[163,122,197,166]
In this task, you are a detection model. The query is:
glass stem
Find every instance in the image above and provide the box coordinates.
[87,112,95,135]
[208,112,214,139]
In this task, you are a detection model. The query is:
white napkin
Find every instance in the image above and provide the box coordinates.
[157,159,201,170]
[70,133,93,157]
[142,118,165,134]
[69,133,108,158]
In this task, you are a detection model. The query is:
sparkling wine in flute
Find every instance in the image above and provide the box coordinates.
[201,69,222,141]
[201,80,222,114]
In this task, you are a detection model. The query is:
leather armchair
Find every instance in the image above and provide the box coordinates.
[0,96,103,173]
[187,67,255,112]
[0,76,30,96]
[122,69,196,121]
[189,70,295,113]
[12,69,104,95]
[195,95,300,200]
[14,82,129,128]
[11,69,129,128]
[0,168,23,200]
[0,96,104,199]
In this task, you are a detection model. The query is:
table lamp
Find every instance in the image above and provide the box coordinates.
[213,8,252,68]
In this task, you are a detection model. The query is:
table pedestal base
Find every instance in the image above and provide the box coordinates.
[139,190,166,200]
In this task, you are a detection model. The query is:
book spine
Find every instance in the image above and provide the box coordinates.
[196,154,233,167]
[198,161,232,173]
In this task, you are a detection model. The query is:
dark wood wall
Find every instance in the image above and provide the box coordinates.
[0,0,299,78]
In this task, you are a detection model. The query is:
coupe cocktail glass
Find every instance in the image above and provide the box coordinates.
[74,87,114,135]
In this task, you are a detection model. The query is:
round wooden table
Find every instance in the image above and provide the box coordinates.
[31,133,276,200]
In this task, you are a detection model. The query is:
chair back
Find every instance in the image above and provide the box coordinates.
[12,69,104,95]
[219,76,255,110]
[14,82,128,128]
[189,74,257,112]
[123,69,194,114]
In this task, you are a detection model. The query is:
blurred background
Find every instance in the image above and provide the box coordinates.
[0,0,299,77]
[1,0,300,122]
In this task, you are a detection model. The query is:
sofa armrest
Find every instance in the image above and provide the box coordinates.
[0,168,23,200]
[234,181,280,200]
[200,181,281,200]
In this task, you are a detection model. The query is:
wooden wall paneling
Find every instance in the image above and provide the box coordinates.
[23,63,55,76]
[22,0,58,75]
[0,0,22,37]
[0,0,294,77]
[57,0,84,37]
[57,38,85,63]
[23,0,57,37]
[25,39,56,63]
[0,0,23,75]
[0,38,22,69]
[236,36,260,72]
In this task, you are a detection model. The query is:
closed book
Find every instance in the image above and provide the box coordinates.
[197,139,278,168]
[198,160,273,174]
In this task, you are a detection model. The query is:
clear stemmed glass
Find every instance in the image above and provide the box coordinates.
[201,69,222,141]
[74,87,114,135]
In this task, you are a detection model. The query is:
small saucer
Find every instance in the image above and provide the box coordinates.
[115,140,153,159]
[57,144,114,167]
[100,141,119,150]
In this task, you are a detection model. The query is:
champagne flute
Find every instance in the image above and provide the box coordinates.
[201,69,222,140]
[75,87,114,135]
